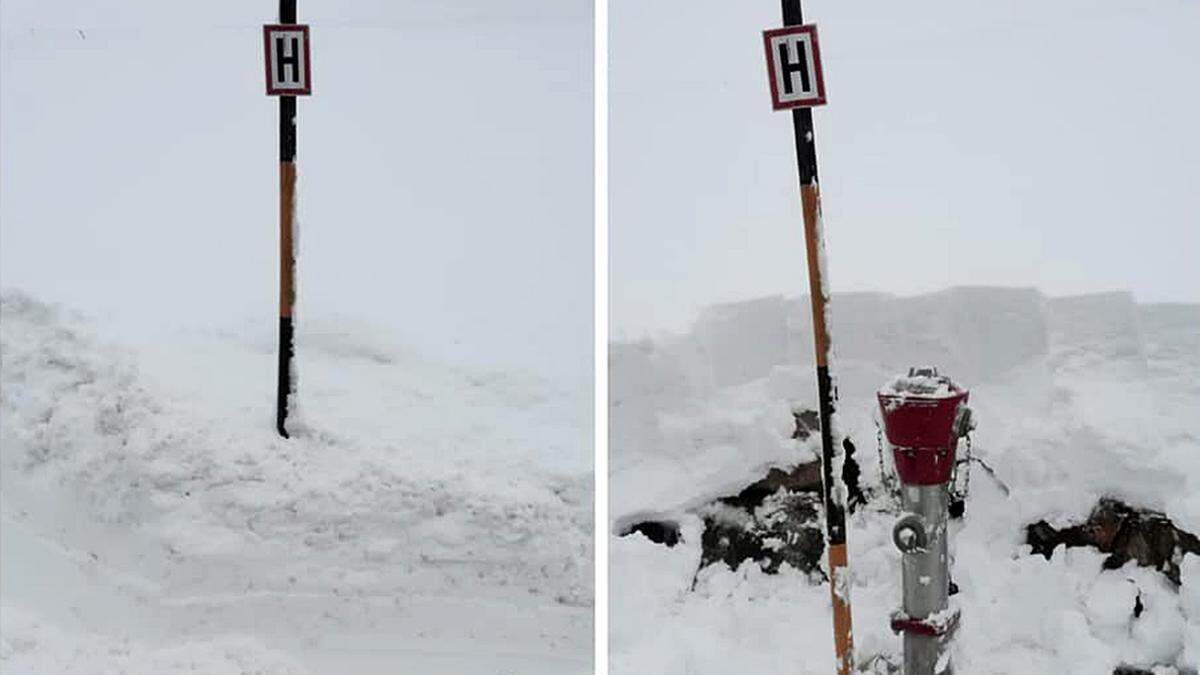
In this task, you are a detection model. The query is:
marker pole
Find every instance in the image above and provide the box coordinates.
[276,0,297,438]
[780,0,855,672]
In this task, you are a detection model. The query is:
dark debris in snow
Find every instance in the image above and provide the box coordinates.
[1026,498,1200,585]
[622,520,681,547]
[699,489,826,577]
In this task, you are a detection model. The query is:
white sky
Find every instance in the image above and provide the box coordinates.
[611,0,1200,337]
[3,2,1196,352]
[1,1,592,379]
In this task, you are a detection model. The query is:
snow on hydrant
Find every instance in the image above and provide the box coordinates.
[878,367,973,675]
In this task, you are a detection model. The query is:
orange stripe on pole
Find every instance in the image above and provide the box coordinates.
[800,183,829,367]
[828,542,854,675]
[279,161,296,318]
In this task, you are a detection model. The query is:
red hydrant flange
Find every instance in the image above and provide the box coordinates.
[889,609,961,638]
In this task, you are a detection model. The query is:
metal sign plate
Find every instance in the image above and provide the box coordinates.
[763,24,826,110]
[263,24,312,96]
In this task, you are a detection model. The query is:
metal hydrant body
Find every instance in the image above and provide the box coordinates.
[896,483,951,673]
[878,368,970,675]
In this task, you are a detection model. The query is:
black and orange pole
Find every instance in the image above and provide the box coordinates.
[780,0,855,671]
[276,0,298,438]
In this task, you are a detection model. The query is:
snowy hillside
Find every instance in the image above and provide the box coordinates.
[610,287,1200,673]
[1,291,592,673]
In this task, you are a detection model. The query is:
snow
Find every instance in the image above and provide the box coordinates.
[610,287,1200,673]
[879,371,960,400]
[1,606,304,675]
[0,291,592,673]
[611,526,839,674]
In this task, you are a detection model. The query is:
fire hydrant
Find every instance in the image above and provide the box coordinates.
[878,367,972,674]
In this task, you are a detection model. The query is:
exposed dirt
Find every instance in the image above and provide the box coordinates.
[1114,666,1198,675]
[620,408,868,579]
[697,489,826,577]
[623,520,680,547]
[619,466,827,579]
[791,408,867,512]
[1026,498,1200,585]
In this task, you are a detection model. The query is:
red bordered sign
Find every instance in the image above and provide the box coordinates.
[763,24,826,110]
[263,24,312,96]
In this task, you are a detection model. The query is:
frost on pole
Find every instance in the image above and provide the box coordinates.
[263,25,312,96]
[763,24,827,110]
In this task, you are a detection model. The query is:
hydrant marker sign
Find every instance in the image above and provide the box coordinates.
[263,24,312,96]
[763,24,826,110]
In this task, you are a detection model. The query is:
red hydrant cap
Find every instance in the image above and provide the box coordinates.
[877,368,970,485]
[877,370,969,449]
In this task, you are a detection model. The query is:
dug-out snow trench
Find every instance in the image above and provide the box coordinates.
[618,471,1200,674]
[616,404,1198,673]
[611,289,1200,673]
[618,474,1200,674]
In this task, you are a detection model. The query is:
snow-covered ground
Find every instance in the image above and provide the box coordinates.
[1,290,592,673]
[610,287,1200,673]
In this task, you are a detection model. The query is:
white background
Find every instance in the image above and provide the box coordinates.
[1,0,593,380]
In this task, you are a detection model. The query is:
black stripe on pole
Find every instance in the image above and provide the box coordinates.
[279,0,296,161]
[280,96,296,162]
[276,317,294,436]
[817,365,846,544]
[279,0,297,161]
[783,1,818,186]
[791,108,818,185]
[782,0,803,28]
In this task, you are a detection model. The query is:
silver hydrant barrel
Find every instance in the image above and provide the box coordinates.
[878,368,970,674]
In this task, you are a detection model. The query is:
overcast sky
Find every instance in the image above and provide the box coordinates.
[4,2,1196,352]
[611,0,1199,337]
[1,1,592,379]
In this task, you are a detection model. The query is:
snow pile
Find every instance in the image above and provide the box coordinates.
[610,287,1200,673]
[0,290,592,673]
[879,371,962,399]
[1,606,303,675]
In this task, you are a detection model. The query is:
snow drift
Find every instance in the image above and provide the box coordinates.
[0,290,592,673]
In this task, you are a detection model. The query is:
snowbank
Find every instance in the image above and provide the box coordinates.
[1,290,592,673]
